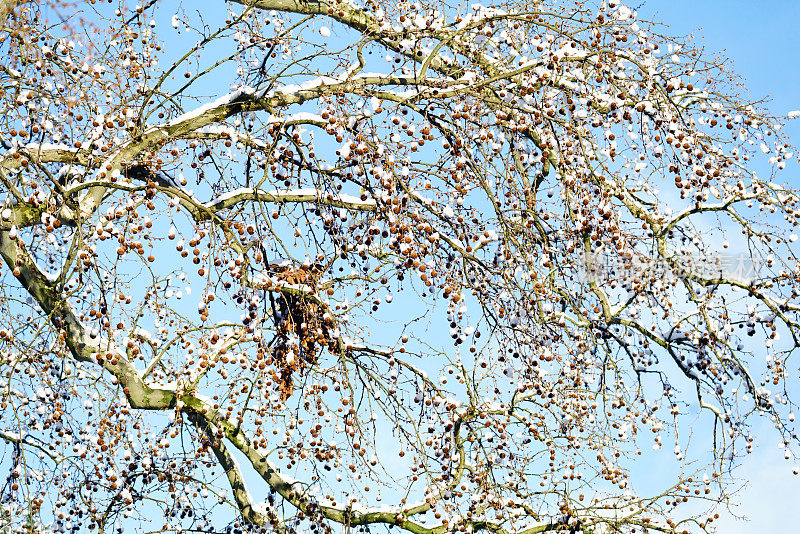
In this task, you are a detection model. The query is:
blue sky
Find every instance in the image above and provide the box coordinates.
[635,1,800,530]
[639,0,800,123]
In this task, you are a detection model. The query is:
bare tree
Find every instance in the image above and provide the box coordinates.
[1,0,798,533]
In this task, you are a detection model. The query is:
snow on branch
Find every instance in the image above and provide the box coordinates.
[204,187,377,212]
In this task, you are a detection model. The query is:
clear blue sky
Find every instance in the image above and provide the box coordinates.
[637,1,800,531]
[639,0,800,130]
